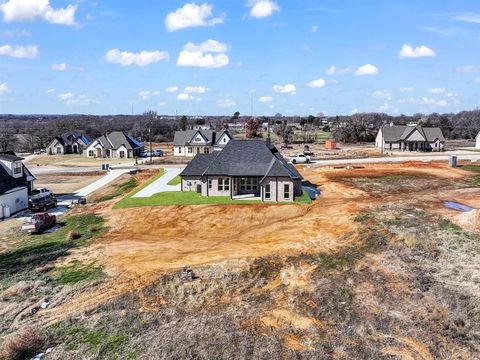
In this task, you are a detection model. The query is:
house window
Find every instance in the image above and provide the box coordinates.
[218,178,224,191]
[119,151,125,158]
[89,150,95,157]
[224,178,230,191]
[284,184,290,199]
[13,162,22,175]
[265,184,271,199]
[56,147,62,154]
[188,147,193,154]
[178,147,182,154]
[208,179,212,189]
[204,147,209,154]
[240,178,258,191]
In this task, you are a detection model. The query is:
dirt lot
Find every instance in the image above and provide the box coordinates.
[34,172,104,195]
[1,161,480,359]
[26,154,135,168]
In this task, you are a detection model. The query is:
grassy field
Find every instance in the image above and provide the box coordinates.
[88,175,137,202]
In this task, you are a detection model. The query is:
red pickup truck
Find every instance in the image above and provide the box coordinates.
[21,213,57,234]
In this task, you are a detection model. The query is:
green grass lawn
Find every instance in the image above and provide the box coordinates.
[461,164,480,173]
[113,168,312,208]
[167,175,181,186]
[114,191,311,208]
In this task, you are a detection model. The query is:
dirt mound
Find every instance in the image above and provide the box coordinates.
[455,209,480,233]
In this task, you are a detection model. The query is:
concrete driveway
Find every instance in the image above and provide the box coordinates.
[132,167,183,198]
[57,169,132,205]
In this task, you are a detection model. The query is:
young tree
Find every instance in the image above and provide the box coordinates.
[245,118,260,138]
[275,121,294,146]
[178,116,188,131]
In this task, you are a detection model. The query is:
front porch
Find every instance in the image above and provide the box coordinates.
[231,177,261,199]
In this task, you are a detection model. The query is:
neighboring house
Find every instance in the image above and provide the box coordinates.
[180,139,303,202]
[85,131,144,159]
[0,151,36,217]
[375,124,445,152]
[46,131,91,155]
[173,129,232,157]
[476,131,480,148]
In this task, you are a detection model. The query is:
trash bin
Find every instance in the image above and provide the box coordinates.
[105,164,110,170]
[101,164,105,170]
[449,155,457,168]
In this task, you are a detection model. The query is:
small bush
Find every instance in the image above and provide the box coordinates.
[67,231,81,241]
[0,328,45,360]
[88,226,97,232]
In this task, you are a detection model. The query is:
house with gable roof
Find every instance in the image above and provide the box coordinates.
[84,131,144,159]
[375,124,445,152]
[0,151,36,217]
[46,130,91,155]
[173,129,232,157]
[179,138,303,202]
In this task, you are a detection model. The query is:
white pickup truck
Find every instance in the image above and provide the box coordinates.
[290,154,311,164]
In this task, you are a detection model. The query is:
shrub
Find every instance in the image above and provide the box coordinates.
[88,226,97,232]
[0,328,45,360]
[67,231,81,241]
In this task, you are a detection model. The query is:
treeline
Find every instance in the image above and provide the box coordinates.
[1,109,480,152]
[330,110,480,143]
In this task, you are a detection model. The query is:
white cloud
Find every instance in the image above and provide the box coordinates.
[57,92,94,105]
[0,28,30,38]
[105,49,169,66]
[217,98,236,107]
[455,65,476,73]
[399,86,416,93]
[259,96,273,102]
[57,92,74,101]
[421,97,448,107]
[45,88,55,95]
[326,65,354,75]
[0,44,38,58]
[355,64,379,76]
[184,39,228,53]
[184,86,209,94]
[177,40,229,68]
[453,13,480,24]
[0,82,11,95]
[372,90,392,100]
[247,0,279,18]
[51,62,67,71]
[139,91,151,100]
[428,87,446,94]
[165,3,224,32]
[306,78,326,88]
[1,0,77,26]
[351,109,359,115]
[473,77,480,83]
[165,86,178,93]
[399,44,436,59]
[311,25,317,32]
[177,93,193,101]
[273,84,296,94]
[446,92,458,98]
[158,101,167,107]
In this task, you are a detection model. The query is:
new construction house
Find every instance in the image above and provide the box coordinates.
[85,131,144,159]
[179,139,303,202]
[46,131,91,155]
[375,124,445,152]
[173,129,232,157]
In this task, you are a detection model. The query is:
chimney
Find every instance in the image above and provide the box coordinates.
[266,137,272,148]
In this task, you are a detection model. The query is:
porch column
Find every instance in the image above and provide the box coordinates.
[230,177,233,200]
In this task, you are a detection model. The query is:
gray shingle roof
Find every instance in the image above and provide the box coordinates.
[174,129,216,146]
[94,132,143,150]
[381,125,445,143]
[0,152,24,162]
[180,139,303,180]
[0,151,33,194]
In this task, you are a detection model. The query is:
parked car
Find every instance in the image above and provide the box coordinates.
[29,188,57,212]
[290,154,311,164]
[22,213,57,234]
[140,150,164,158]
[302,185,320,200]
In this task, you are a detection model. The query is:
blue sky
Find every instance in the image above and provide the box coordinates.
[0,0,479,116]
